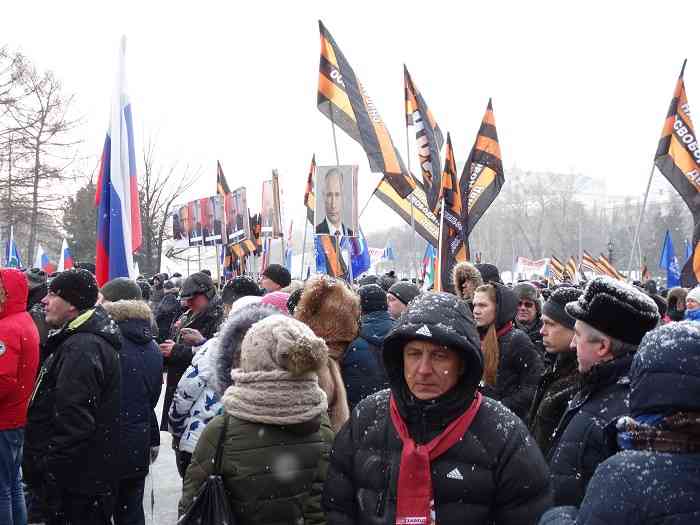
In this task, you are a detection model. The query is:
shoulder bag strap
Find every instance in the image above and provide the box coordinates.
[213,414,229,475]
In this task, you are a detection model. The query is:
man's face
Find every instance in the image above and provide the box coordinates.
[42,291,78,328]
[260,276,281,293]
[387,293,406,319]
[572,320,607,373]
[472,291,496,328]
[184,293,209,313]
[516,297,538,324]
[324,172,343,227]
[403,340,463,400]
[540,314,574,354]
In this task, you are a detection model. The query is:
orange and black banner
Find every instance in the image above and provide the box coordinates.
[317,21,415,198]
[565,256,578,282]
[304,154,316,225]
[549,256,566,282]
[374,175,439,246]
[597,254,624,280]
[459,99,505,236]
[404,65,444,214]
[437,133,469,292]
[641,262,652,281]
[655,60,700,287]
[317,234,348,278]
[581,251,604,275]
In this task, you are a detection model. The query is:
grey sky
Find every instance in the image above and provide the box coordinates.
[4,1,700,236]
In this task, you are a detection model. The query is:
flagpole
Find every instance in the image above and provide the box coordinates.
[300,218,309,280]
[214,243,221,287]
[437,198,446,292]
[405,125,418,281]
[627,163,656,281]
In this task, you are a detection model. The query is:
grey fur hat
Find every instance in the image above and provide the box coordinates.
[211,303,278,397]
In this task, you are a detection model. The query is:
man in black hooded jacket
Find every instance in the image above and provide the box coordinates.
[323,292,552,524]
[24,269,122,524]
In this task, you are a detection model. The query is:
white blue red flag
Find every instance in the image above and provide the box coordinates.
[58,238,74,272]
[34,245,52,273]
[95,36,142,286]
[4,226,22,268]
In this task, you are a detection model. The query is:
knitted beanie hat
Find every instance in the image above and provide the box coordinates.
[359,284,387,314]
[101,277,143,302]
[542,286,583,330]
[260,291,291,315]
[49,269,98,311]
[262,264,292,288]
[388,281,421,306]
[686,286,700,306]
[222,275,263,305]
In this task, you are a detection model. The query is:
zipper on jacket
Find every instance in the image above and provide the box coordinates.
[29,365,48,407]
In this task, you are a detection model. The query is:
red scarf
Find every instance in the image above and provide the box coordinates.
[496,320,513,338]
[389,392,483,525]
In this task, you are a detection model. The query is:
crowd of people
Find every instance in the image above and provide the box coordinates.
[1,259,699,524]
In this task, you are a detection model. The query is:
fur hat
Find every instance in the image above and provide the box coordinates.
[452,262,483,300]
[101,277,143,302]
[476,263,502,284]
[260,291,290,314]
[542,286,583,330]
[388,281,421,306]
[358,275,379,287]
[261,264,291,289]
[565,276,660,345]
[667,287,688,309]
[239,315,327,376]
[49,269,98,312]
[293,275,360,360]
[287,288,304,315]
[513,281,542,315]
[358,284,387,314]
[378,271,398,292]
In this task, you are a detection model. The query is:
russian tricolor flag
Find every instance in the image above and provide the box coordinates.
[58,238,74,272]
[34,245,53,273]
[95,36,142,287]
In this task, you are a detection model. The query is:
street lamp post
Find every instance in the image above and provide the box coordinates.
[608,240,615,264]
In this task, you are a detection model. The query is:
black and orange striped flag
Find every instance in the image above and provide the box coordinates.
[581,251,604,275]
[641,261,652,282]
[460,99,505,236]
[565,256,579,283]
[597,254,624,280]
[304,155,316,225]
[436,133,468,292]
[549,256,566,282]
[404,65,444,213]
[216,160,230,197]
[317,21,414,198]
[655,60,700,287]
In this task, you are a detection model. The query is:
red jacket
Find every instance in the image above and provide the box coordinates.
[0,268,40,430]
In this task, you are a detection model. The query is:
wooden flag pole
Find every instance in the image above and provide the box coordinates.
[627,163,656,281]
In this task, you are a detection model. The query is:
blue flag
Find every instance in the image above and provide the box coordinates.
[659,230,681,288]
[4,226,22,268]
[685,239,693,265]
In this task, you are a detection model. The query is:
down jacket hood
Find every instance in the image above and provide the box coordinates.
[211,303,279,397]
[383,292,484,402]
[0,268,29,319]
[493,281,518,330]
[452,261,483,300]
[103,300,155,345]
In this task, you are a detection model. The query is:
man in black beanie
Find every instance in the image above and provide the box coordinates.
[547,276,660,507]
[342,284,394,409]
[387,281,421,320]
[528,286,583,456]
[25,269,121,524]
[260,264,291,293]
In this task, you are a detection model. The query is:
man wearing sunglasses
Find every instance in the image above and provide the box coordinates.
[513,282,546,362]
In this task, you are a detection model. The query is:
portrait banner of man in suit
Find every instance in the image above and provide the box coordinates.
[226,187,251,245]
[314,165,358,238]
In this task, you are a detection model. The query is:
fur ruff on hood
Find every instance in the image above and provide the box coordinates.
[452,261,483,300]
[293,274,360,360]
[102,300,153,322]
[210,303,279,397]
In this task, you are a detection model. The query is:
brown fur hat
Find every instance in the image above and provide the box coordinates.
[293,275,360,360]
[452,261,483,300]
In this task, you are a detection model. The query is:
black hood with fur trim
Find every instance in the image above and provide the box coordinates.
[211,303,279,397]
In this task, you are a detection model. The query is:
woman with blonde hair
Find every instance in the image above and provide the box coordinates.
[472,282,543,421]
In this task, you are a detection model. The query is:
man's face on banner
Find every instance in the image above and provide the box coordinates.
[324,170,343,227]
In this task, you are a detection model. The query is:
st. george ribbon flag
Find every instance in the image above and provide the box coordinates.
[95,36,142,286]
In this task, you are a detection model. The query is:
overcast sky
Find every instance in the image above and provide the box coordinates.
[4,1,700,236]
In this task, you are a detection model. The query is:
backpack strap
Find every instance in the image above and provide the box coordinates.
[213,414,229,475]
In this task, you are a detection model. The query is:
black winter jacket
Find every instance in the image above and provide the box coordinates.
[480,324,543,422]
[342,310,394,410]
[528,351,579,456]
[161,300,223,431]
[154,292,183,343]
[104,300,163,479]
[323,292,552,525]
[547,354,632,506]
[24,306,122,495]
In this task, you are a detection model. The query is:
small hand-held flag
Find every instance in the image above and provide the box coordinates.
[34,245,52,273]
[95,36,142,286]
[4,226,22,268]
[58,238,74,272]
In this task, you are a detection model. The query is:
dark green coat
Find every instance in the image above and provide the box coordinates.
[180,412,334,525]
